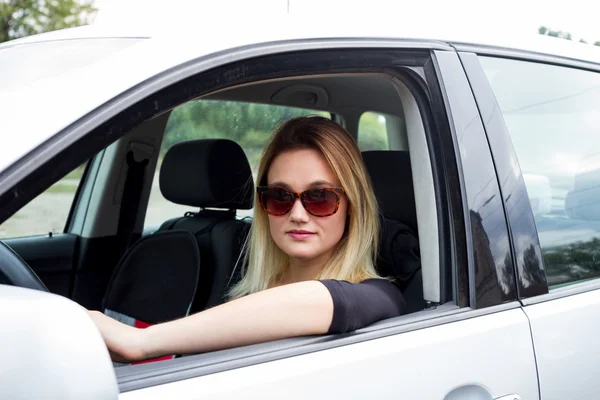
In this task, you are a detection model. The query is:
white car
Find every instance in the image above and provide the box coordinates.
[1,16,600,400]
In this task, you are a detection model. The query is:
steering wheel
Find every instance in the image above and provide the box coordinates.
[0,240,48,291]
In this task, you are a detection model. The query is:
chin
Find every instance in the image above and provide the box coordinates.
[284,248,319,260]
[280,243,319,260]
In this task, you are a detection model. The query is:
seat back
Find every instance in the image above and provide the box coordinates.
[103,230,200,329]
[158,138,254,311]
[362,150,424,313]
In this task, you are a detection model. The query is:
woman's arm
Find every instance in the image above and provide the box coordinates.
[89,281,334,362]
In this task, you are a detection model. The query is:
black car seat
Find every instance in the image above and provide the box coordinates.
[157,138,253,312]
[362,150,425,313]
[103,139,253,337]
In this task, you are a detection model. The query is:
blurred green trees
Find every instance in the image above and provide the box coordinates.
[163,100,389,167]
[539,25,600,46]
[0,0,95,43]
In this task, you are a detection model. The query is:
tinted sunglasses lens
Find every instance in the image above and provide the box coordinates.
[303,189,338,216]
[261,188,294,215]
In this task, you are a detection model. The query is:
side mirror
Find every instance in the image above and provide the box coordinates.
[0,285,118,399]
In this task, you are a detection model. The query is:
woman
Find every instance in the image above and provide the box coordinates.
[90,116,406,362]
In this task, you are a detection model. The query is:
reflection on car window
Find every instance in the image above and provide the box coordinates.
[144,100,330,228]
[0,164,86,239]
[481,56,600,288]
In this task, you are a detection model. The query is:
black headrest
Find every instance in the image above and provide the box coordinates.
[160,139,254,210]
[362,150,418,233]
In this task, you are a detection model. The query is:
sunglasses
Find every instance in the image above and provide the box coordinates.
[257,186,345,217]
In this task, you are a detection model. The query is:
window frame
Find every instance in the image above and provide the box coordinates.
[460,45,600,302]
[0,39,513,390]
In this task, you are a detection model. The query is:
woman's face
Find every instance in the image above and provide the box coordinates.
[266,148,349,267]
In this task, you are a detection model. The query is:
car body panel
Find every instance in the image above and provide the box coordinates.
[523,287,600,399]
[120,306,538,400]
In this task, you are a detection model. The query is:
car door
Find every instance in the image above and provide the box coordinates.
[463,48,600,399]
[0,36,539,398]
[103,45,538,399]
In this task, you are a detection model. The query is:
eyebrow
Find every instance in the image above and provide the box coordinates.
[268,180,338,190]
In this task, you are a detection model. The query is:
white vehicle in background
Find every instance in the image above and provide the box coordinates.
[1,16,600,399]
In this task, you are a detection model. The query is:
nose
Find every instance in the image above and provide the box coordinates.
[289,198,310,223]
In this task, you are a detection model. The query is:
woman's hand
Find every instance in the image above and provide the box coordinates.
[88,310,147,363]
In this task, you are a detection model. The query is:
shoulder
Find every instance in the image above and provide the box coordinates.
[319,278,406,334]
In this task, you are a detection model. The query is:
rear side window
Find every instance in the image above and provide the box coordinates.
[480,57,600,288]
[144,100,329,228]
[357,111,390,151]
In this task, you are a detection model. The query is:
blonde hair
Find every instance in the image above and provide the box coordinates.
[228,116,381,299]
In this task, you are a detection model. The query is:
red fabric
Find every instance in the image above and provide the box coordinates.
[131,320,174,365]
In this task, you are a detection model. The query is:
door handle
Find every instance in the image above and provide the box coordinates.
[495,396,521,400]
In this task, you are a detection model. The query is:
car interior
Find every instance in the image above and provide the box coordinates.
[1,66,452,371]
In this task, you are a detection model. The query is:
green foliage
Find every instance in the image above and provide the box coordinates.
[163,101,391,169]
[357,112,389,151]
[0,0,96,43]
[539,25,600,46]
[163,100,331,168]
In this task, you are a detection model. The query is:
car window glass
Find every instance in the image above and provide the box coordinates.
[480,56,600,288]
[0,164,86,238]
[144,100,330,229]
[357,111,390,151]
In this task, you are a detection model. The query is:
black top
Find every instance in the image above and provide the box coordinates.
[320,278,406,334]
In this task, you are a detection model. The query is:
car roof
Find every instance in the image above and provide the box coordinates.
[1,14,599,175]
[4,13,600,64]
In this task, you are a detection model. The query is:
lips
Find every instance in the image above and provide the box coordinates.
[287,230,315,240]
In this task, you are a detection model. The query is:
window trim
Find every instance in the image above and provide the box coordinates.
[460,52,549,300]
[521,277,600,306]
[433,50,519,308]
[64,159,93,232]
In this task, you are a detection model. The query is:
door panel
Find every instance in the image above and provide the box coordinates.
[121,307,538,400]
[523,288,600,400]
[4,233,77,296]
[468,51,600,398]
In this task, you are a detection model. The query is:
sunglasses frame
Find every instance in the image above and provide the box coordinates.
[256,186,345,217]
